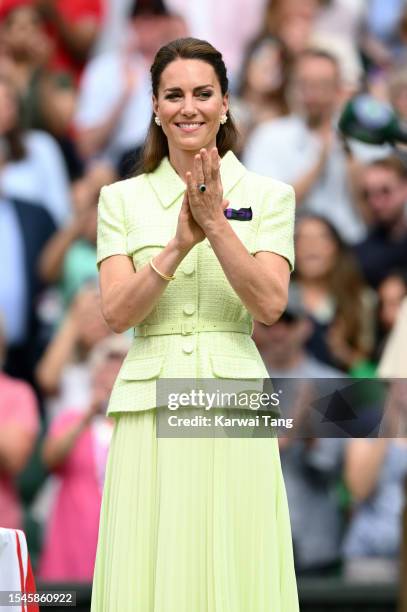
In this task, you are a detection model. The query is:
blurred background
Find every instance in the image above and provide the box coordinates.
[1,0,407,609]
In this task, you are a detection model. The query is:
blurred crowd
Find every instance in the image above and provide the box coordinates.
[1,0,407,587]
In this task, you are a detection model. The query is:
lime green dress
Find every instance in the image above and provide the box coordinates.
[90,151,299,611]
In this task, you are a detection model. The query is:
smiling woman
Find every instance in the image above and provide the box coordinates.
[91,37,299,612]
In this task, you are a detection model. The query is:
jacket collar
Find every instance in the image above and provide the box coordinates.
[147,150,247,209]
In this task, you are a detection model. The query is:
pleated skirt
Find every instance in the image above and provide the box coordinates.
[90,409,299,612]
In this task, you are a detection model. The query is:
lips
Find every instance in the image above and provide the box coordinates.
[175,122,205,132]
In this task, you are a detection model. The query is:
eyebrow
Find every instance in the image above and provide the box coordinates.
[163,84,214,93]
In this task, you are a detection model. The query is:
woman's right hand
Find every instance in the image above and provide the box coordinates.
[174,190,206,253]
[175,190,229,253]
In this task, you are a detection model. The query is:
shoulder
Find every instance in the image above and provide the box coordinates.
[25,129,60,153]
[100,174,147,199]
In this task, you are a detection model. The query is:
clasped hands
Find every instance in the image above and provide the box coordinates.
[176,147,228,252]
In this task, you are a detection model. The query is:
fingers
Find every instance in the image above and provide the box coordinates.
[193,154,204,188]
[185,171,196,202]
[180,190,189,215]
[210,147,220,181]
[191,147,221,186]
[222,198,229,209]
[200,148,211,182]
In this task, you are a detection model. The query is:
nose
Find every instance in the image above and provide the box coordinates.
[181,94,197,116]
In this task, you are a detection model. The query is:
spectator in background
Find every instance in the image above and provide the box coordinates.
[373,270,407,362]
[74,0,187,173]
[37,334,130,582]
[360,0,406,73]
[263,0,323,58]
[263,0,363,98]
[34,0,104,82]
[253,300,345,576]
[166,0,267,87]
[231,34,290,152]
[292,215,376,373]
[314,0,366,48]
[353,157,407,289]
[35,286,110,417]
[38,162,117,309]
[388,66,407,124]
[0,0,104,82]
[253,293,343,380]
[0,315,40,529]
[343,429,407,581]
[243,49,368,244]
[0,2,83,180]
[0,185,56,383]
[0,75,71,226]
[0,3,74,132]
[94,0,134,55]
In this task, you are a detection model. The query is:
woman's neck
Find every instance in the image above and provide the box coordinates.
[168,141,216,182]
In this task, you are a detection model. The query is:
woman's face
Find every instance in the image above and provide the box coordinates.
[3,7,43,57]
[0,82,18,135]
[246,40,283,95]
[295,218,339,280]
[153,58,228,155]
[379,276,407,331]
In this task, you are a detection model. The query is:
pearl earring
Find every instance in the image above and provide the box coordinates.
[155,116,161,126]
[220,114,228,125]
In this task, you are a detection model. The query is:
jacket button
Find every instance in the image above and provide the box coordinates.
[183,303,195,316]
[182,341,194,354]
[182,261,195,275]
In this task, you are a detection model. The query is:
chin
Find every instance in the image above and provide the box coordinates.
[176,139,212,152]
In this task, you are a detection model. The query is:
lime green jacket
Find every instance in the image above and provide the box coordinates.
[97,151,295,415]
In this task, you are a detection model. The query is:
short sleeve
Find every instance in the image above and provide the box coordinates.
[96,184,127,268]
[253,183,296,272]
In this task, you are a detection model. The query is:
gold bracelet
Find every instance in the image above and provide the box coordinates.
[149,258,176,281]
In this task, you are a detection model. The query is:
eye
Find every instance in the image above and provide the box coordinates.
[165,93,181,100]
[198,91,212,99]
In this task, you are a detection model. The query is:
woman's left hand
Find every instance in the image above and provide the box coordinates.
[185,147,227,231]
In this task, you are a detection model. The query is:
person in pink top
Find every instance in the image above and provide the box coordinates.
[37,335,129,582]
[0,317,40,530]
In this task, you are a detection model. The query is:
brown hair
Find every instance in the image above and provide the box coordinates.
[0,75,26,161]
[138,37,238,174]
[236,34,290,115]
[366,155,407,180]
[292,47,341,81]
[295,215,373,360]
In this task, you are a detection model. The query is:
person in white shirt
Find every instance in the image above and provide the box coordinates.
[75,3,187,169]
[0,75,71,227]
[243,48,383,244]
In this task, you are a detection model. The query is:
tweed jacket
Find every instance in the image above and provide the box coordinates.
[97,151,295,415]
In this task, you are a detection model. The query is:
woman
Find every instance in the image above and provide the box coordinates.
[293,214,376,373]
[37,335,129,582]
[91,37,299,611]
[0,74,70,226]
[231,34,289,151]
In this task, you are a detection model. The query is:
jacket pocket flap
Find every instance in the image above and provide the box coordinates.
[210,355,266,379]
[119,355,165,381]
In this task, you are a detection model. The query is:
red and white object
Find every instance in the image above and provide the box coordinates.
[0,528,39,611]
